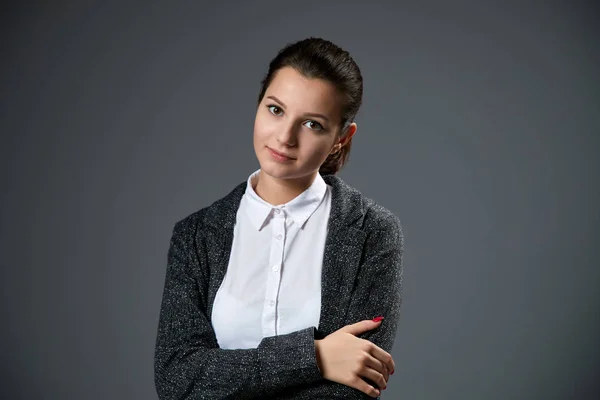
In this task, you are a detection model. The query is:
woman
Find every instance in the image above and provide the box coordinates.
[154,37,404,399]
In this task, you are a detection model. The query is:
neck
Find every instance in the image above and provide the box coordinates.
[254,170,318,206]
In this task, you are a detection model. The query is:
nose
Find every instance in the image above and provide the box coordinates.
[276,121,298,147]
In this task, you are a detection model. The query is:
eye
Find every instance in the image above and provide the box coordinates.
[267,105,283,116]
[304,120,324,131]
[266,104,325,131]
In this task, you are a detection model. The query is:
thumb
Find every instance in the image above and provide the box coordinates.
[339,317,384,336]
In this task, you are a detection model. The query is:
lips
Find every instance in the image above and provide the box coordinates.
[267,147,295,160]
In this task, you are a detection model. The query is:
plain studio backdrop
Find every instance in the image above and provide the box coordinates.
[1,1,598,399]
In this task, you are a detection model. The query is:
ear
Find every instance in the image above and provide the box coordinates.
[330,123,357,154]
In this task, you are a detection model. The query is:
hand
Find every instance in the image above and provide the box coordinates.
[315,317,395,398]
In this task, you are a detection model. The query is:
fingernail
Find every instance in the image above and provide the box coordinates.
[372,316,384,322]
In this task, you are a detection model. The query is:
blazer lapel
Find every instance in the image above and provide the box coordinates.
[203,181,246,319]
[318,175,367,336]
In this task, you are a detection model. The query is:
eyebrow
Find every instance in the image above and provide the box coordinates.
[266,95,330,122]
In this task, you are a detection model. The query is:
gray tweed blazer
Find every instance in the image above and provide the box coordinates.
[154,174,404,399]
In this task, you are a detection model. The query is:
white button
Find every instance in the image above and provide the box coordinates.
[272,264,279,272]
[269,300,275,306]
[274,209,281,214]
[276,234,282,240]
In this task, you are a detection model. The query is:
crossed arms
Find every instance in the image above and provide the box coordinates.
[154,213,403,399]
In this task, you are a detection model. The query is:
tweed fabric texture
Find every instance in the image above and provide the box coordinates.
[154,174,404,399]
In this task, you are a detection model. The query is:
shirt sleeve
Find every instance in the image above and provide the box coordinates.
[265,213,404,400]
[153,218,323,400]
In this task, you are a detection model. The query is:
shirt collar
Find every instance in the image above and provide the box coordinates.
[243,168,328,231]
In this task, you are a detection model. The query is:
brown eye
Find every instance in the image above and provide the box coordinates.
[268,105,283,116]
[304,120,324,131]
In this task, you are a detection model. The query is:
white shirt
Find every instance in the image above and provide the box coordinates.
[211,169,332,349]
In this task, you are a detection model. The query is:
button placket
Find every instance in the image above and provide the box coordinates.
[262,208,286,337]
[272,211,286,334]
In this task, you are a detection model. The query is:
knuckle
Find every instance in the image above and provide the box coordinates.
[352,362,364,374]
[359,352,370,363]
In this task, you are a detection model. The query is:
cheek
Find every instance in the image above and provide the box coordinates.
[253,120,264,145]
[303,137,335,162]
[253,112,273,141]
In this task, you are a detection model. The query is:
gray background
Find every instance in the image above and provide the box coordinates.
[1,1,598,399]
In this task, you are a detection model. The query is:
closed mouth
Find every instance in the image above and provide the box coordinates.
[268,147,296,159]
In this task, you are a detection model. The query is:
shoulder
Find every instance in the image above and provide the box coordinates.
[342,180,405,262]
[360,193,404,250]
[171,180,247,237]
[324,174,403,239]
[363,193,402,230]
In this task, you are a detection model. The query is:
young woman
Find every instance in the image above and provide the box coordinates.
[154,37,404,399]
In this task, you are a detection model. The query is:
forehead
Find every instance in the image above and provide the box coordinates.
[265,67,343,118]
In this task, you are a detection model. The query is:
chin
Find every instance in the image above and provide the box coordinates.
[259,162,294,179]
[261,163,321,185]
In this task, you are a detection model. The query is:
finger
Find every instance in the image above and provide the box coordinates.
[367,342,395,375]
[350,376,381,398]
[363,352,389,383]
[359,365,387,391]
[339,319,382,336]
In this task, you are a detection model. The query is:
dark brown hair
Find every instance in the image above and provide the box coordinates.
[257,37,363,175]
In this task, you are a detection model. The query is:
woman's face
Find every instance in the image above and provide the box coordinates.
[253,66,347,183]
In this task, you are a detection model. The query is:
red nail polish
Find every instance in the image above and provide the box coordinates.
[372,316,384,322]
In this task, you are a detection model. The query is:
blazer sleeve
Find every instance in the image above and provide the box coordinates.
[267,212,404,400]
[345,213,404,354]
[153,218,323,400]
